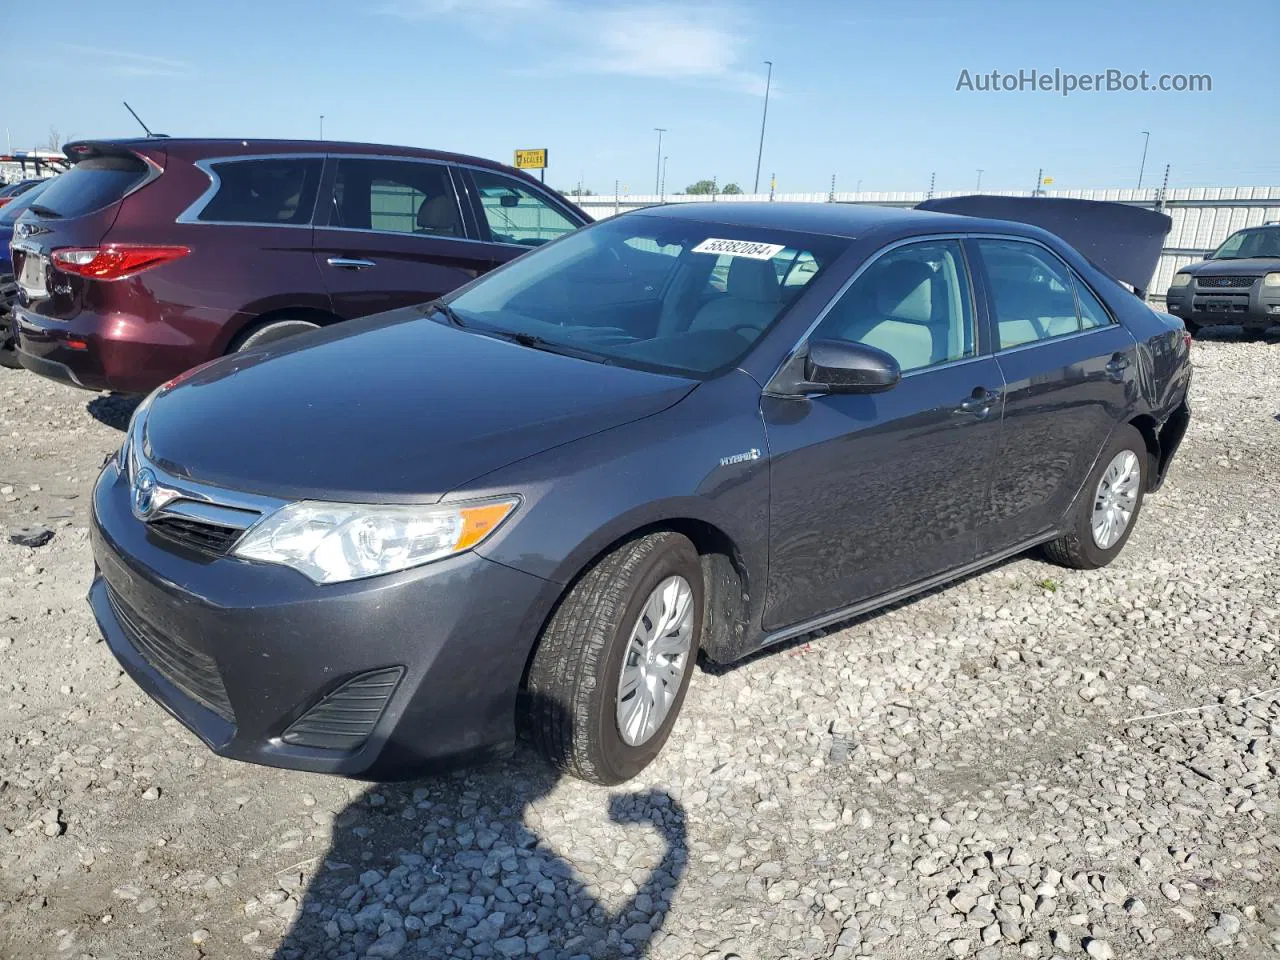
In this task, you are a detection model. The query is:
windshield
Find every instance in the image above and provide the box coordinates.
[0,180,51,224]
[444,212,849,378]
[1210,227,1280,260]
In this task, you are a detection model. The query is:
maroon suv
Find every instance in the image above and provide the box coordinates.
[9,138,588,393]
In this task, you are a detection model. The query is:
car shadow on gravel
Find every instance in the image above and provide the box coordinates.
[274,701,686,960]
[86,392,142,431]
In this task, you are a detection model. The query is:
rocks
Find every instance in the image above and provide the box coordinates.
[3,342,1280,959]
[7,524,53,548]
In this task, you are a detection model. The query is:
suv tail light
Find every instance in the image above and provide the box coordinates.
[51,245,189,281]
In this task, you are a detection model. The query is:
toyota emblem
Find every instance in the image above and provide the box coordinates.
[133,467,158,518]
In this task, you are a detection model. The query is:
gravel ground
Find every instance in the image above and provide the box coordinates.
[1,333,1278,960]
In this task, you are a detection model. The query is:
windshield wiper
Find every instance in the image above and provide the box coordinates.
[424,299,466,328]
[494,330,614,364]
[28,204,62,219]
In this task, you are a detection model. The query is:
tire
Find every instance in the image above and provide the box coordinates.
[229,317,321,353]
[1042,423,1148,570]
[524,532,703,785]
[0,342,20,369]
[1182,319,1201,337]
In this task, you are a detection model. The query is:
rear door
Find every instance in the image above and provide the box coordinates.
[313,156,492,318]
[969,237,1139,553]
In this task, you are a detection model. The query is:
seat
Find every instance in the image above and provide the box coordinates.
[688,257,781,335]
[839,260,938,371]
[415,195,461,236]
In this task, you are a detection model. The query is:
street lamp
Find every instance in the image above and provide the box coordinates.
[1137,131,1151,189]
[661,155,668,200]
[654,128,666,196]
[319,115,325,140]
[753,60,773,194]
[976,168,983,192]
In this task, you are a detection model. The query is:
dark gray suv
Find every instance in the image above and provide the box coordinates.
[1165,223,1280,334]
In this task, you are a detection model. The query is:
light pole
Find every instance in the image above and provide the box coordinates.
[319,115,325,140]
[976,168,983,191]
[1137,131,1151,189]
[661,155,668,200]
[753,60,773,194]
[654,128,666,196]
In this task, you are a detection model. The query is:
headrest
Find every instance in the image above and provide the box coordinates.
[872,260,932,323]
[725,256,781,302]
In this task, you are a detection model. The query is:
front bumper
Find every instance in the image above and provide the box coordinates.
[89,459,557,778]
[1165,281,1280,327]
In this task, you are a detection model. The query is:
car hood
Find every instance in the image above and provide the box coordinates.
[1182,257,1280,276]
[144,311,697,501]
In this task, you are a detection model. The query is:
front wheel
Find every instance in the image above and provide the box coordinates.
[1042,424,1148,570]
[524,532,702,785]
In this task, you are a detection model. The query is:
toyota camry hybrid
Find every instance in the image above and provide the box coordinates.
[89,199,1192,785]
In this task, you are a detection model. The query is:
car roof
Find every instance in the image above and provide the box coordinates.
[63,137,534,177]
[632,200,1021,241]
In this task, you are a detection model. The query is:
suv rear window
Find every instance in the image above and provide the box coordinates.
[198,158,323,225]
[27,156,148,218]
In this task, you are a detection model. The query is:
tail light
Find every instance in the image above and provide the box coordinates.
[0,198,11,209]
[1183,330,1193,351]
[51,244,189,281]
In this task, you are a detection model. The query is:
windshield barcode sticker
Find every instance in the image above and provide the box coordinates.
[691,238,787,260]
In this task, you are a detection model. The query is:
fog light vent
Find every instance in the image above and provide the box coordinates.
[281,667,404,751]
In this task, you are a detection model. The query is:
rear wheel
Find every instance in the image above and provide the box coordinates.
[1042,424,1147,570]
[229,316,321,353]
[524,532,702,785]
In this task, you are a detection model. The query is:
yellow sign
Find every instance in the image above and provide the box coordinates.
[1042,176,1055,184]
[514,148,547,170]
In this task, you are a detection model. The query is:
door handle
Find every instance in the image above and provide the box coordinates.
[956,388,1002,416]
[1105,354,1130,381]
[326,257,376,270]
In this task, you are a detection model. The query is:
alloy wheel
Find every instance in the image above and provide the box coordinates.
[616,575,694,746]
[1092,450,1141,549]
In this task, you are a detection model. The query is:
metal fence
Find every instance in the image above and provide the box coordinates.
[570,187,1280,304]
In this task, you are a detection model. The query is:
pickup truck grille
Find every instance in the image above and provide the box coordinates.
[1196,276,1255,289]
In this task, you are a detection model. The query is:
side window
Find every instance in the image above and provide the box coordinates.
[199,158,323,225]
[330,158,462,237]
[812,239,974,373]
[1074,277,1112,330]
[976,239,1085,348]
[471,170,579,247]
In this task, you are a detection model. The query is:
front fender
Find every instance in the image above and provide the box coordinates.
[455,369,771,625]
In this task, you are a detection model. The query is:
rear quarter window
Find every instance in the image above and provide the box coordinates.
[198,158,323,225]
[27,156,148,218]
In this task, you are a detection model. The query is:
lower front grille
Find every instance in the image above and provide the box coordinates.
[148,515,244,556]
[106,586,234,721]
[281,668,404,751]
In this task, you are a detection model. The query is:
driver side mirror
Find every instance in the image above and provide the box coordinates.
[499,194,520,208]
[768,338,902,397]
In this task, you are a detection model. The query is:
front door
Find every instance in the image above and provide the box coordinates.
[314,157,492,319]
[968,238,1139,553]
[763,238,1005,631]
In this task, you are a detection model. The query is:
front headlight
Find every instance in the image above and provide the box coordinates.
[1169,273,1193,289]
[1264,272,1280,287]
[231,497,519,583]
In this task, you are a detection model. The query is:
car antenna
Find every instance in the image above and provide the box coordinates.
[123,101,167,138]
